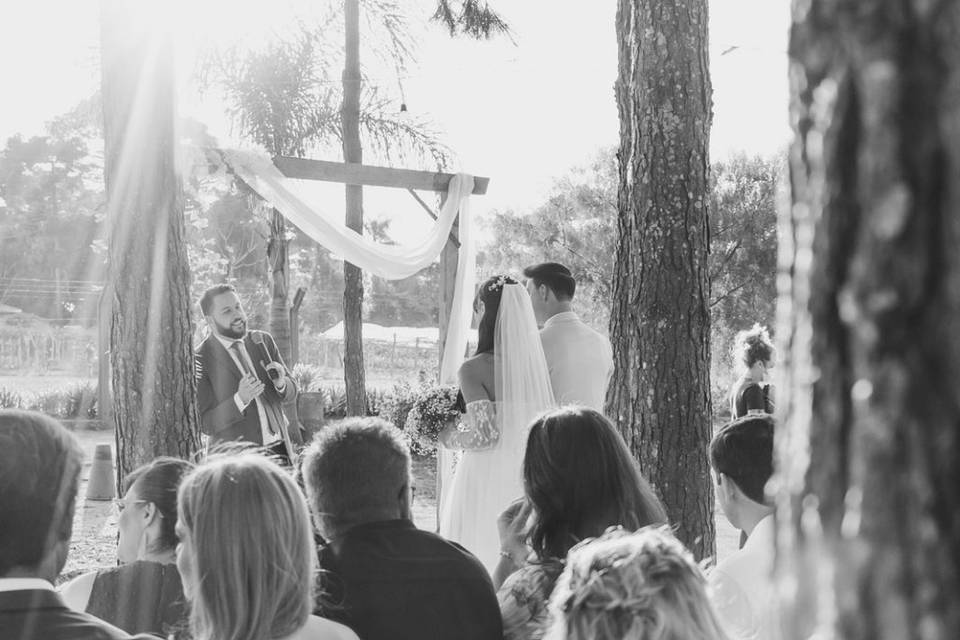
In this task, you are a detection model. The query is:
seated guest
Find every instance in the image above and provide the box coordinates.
[495,407,668,640]
[0,409,132,639]
[61,457,193,638]
[543,526,730,640]
[708,414,782,640]
[176,450,358,640]
[302,417,502,640]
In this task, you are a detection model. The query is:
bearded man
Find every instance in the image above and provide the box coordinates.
[194,284,301,456]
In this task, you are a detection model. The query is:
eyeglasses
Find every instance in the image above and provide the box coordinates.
[113,499,149,513]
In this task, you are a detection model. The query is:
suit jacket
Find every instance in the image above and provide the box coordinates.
[195,330,299,446]
[0,589,133,640]
[540,311,613,412]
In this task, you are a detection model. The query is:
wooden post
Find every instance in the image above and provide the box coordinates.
[289,287,306,366]
[342,0,366,416]
[436,193,458,528]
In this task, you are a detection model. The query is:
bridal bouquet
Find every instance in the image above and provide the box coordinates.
[404,385,461,454]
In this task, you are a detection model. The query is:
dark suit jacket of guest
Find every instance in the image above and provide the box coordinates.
[0,589,133,640]
[195,330,300,446]
[317,519,503,640]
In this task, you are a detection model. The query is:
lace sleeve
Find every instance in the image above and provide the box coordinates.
[439,400,499,451]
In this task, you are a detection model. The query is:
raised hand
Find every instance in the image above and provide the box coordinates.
[237,373,265,405]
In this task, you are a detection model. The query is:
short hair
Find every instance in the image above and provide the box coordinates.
[302,417,411,536]
[544,526,729,640]
[523,262,576,301]
[524,407,667,561]
[733,323,774,369]
[0,410,83,575]
[124,457,194,554]
[709,414,774,504]
[198,283,237,316]
[177,452,315,640]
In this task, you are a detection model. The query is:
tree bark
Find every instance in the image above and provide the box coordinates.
[778,2,960,638]
[342,0,367,415]
[100,0,201,483]
[267,208,292,362]
[609,0,714,559]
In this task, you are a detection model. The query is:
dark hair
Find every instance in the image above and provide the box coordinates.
[302,417,411,535]
[0,410,83,575]
[709,414,774,504]
[199,283,237,316]
[475,275,518,354]
[734,323,774,369]
[523,262,576,301]
[125,457,194,553]
[523,407,668,561]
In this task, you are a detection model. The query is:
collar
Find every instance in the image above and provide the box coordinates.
[213,332,244,351]
[743,513,775,551]
[329,518,416,542]
[543,311,579,329]
[0,577,55,593]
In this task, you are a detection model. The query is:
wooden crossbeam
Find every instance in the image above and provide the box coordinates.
[273,156,489,195]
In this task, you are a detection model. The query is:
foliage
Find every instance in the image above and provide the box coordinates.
[290,362,323,392]
[404,384,460,454]
[431,0,512,40]
[0,382,98,419]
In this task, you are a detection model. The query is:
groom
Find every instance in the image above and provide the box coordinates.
[523,263,613,411]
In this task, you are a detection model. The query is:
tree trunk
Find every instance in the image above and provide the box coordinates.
[267,208,291,362]
[342,0,366,415]
[777,2,960,638]
[609,0,714,559]
[100,0,201,484]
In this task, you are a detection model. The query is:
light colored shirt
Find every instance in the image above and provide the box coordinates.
[0,577,55,593]
[708,514,782,640]
[539,312,613,412]
[213,333,278,445]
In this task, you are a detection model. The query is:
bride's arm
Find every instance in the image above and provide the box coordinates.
[439,363,496,449]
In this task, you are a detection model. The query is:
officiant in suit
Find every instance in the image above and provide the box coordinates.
[523,263,614,412]
[195,284,301,457]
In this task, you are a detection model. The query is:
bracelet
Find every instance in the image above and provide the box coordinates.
[499,550,517,563]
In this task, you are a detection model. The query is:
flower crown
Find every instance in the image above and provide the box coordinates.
[486,275,514,294]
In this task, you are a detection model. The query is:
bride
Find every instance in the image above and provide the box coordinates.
[438,275,555,572]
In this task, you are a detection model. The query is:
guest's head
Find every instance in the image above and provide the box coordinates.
[301,417,412,540]
[523,262,576,325]
[709,414,775,531]
[199,283,247,340]
[732,323,775,378]
[0,410,82,582]
[523,407,668,561]
[545,526,729,640]
[474,274,519,354]
[117,457,194,564]
[176,451,315,640]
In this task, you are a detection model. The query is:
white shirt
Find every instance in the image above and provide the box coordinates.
[539,311,614,412]
[708,515,782,640]
[0,577,55,593]
[213,333,278,445]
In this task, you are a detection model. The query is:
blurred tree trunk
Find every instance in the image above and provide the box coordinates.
[608,0,714,559]
[342,0,367,415]
[100,0,201,483]
[267,208,291,362]
[777,2,960,638]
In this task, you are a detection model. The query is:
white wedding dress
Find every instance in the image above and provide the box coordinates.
[438,284,555,573]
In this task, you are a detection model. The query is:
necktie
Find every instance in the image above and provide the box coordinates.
[230,341,256,377]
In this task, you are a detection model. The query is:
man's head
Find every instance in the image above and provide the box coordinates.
[0,410,83,581]
[199,284,247,340]
[522,262,576,325]
[709,415,775,530]
[301,417,412,539]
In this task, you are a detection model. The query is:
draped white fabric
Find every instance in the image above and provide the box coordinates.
[219,147,476,380]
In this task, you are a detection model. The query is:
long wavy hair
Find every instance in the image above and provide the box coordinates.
[523,407,668,561]
[177,452,315,640]
[474,274,518,355]
[544,526,730,640]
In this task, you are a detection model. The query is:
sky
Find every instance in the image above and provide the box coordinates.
[0,0,791,242]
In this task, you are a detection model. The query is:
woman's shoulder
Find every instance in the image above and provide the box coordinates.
[59,570,98,611]
[291,615,360,640]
